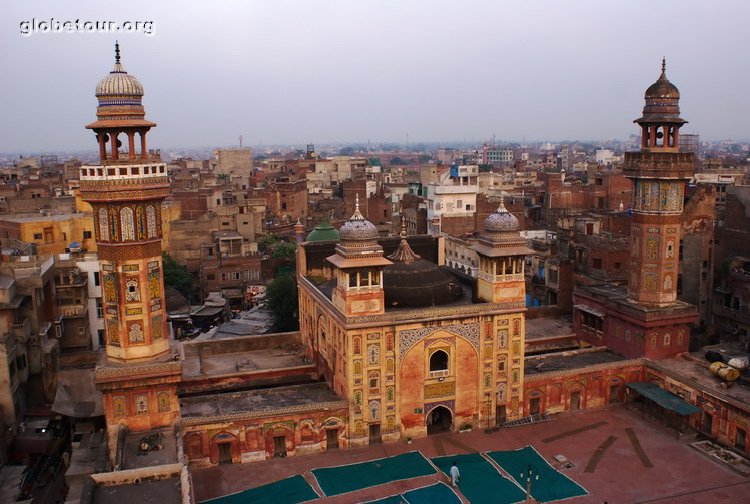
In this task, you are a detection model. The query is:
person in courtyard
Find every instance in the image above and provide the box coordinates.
[450,461,460,487]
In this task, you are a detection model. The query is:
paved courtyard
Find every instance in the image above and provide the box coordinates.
[192,405,750,503]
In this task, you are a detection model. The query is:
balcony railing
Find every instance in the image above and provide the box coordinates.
[59,304,87,318]
[12,317,31,341]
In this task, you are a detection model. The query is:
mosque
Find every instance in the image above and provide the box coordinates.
[75,45,750,473]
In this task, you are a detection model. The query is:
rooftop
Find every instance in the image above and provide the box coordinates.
[123,428,178,470]
[93,476,181,504]
[181,345,307,379]
[525,349,628,376]
[525,316,575,341]
[649,348,750,410]
[180,382,346,422]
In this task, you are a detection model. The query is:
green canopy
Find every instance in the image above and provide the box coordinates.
[627,382,700,416]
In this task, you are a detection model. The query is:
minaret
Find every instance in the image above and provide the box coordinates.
[80,42,170,361]
[472,196,532,305]
[79,43,180,463]
[328,194,392,316]
[624,59,693,307]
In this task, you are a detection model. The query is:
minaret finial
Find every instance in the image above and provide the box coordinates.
[355,193,360,213]
[661,57,666,73]
[115,41,121,65]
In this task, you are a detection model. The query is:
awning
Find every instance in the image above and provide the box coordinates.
[52,368,104,418]
[627,382,700,416]
[574,304,605,318]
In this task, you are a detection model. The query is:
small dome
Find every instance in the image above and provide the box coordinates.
[96,43,144,97]
[96,64,144,97]
[484,199,519,233]
[339,195,378,242]
[306,220,340,242]
[645,59,679,100]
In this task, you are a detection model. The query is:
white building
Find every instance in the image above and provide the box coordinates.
[426,165,478,235]
[76,254,103,350]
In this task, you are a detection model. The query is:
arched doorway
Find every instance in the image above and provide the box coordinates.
[427,406,453,435]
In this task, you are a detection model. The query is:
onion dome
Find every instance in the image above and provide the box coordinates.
[88,42,153,127]
[484,197,519,233]
[339,194,378,243]
[645,58,679,100]
[637,58,685,122]
[306,218,340,242]
[383,222,462,307]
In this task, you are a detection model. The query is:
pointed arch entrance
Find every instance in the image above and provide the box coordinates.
[427,405,453,434]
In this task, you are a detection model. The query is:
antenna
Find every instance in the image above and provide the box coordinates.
[239,135,243,148]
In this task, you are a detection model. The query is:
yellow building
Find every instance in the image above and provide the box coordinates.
[297,197,533,445]
[0,213,98,256]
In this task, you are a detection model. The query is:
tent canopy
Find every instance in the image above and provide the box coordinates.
[627,382,700,416]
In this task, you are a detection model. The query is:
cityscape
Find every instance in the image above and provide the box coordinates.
[2,2,750,504]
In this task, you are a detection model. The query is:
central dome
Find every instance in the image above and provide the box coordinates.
[383,234,462,308]
[484,198,519,233]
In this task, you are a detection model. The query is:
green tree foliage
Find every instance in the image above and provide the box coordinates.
[266,274,299,332]
[162,253,193,298]
[258,234,280,254]
[271,241,297,260]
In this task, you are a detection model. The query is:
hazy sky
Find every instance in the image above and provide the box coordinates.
[3,0,749,152]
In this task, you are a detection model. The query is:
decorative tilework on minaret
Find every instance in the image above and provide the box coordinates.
[624,59,694,307]
[79,43,170,362]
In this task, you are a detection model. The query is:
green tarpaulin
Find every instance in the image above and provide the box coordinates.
[487,446,588,503]
[627,382,700,416]
[312,451,436,497]
[431,453,526,504]
[201,474,318,504]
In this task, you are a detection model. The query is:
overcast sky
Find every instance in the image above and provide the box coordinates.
[3,0,748,153]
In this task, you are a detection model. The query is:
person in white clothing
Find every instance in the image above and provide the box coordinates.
[449,461,460,487]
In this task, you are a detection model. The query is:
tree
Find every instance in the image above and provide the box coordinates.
[271,241,297,261]
[258,234,280,254]
[265,274,299,332]
[162,253,193,298]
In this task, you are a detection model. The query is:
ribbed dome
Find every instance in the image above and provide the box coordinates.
[339,195,378,242]
[306,219,340,242]
[645,60,679,100]
[96,63,144,97]
[484,199,519,233]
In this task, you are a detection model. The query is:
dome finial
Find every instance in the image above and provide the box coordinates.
[350,193,366,220]
[399,215,407,238]
[661,57,666,74]
[115,40,121,65]
[497,193,507,213]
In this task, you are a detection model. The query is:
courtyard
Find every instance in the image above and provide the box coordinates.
[192,405,750,503]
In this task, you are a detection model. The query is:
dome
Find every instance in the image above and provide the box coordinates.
[484,198,519,233]
[306,219,340,242]
[96,65,144,97]
[645,67,679,100]
[95,43,144,98]
[339,195,378,242]
[383,237,463,308]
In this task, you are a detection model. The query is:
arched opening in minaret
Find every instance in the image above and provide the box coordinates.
[426,406,452,435]
[655,126,664,147]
